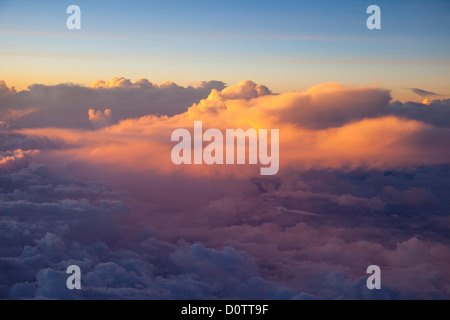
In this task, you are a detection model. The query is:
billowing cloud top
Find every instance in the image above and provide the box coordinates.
[0,78,226,129]
[0,80,16,96]
[89,77,159,89]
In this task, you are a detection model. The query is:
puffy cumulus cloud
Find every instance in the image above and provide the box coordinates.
[134,78,156,88]
[88,109,112,129]
[1,79,450,300]
[0,149,38,172]
[189,82,390,128]
[185,83,449,172]
[220,80,271,100]
[89,77,158,89]
[0,78,226,129]
[0,80,16,96]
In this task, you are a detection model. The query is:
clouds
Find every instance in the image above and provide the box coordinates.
[2,157,448,299]
[0,78,226,129]
[15,81,450,178]
[0,152,449,299]
[220,80,271,100]
[0,149,37,171]
[89,109,112,129]
[275,82,391,129]
[188,81,392,129]
[1,78,450,299]
[0,158,285,299]
[409,88,443,98]
[388,99,450,128]
[0,81,16,96]
[89,77,158,89]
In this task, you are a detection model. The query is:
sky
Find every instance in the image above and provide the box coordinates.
[1,0,450,300]
[1,0,450,100]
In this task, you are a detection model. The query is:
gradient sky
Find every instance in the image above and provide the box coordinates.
[1,0,450,100]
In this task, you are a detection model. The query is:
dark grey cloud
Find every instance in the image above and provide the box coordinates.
[409,88,442,98]
[0,79,225,129]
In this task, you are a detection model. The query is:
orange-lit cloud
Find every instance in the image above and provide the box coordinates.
[0,149,39,171]
[15,81,450,178]
[89,77,158,89]
[89,108,112,129]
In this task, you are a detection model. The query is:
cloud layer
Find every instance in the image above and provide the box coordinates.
[1,78,449,299]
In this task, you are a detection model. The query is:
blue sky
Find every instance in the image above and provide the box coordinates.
[0,0,449,100]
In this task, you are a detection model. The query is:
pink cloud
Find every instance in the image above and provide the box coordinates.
[89,109,112,129]
[15,81,450,179]
[0,80,16,96]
